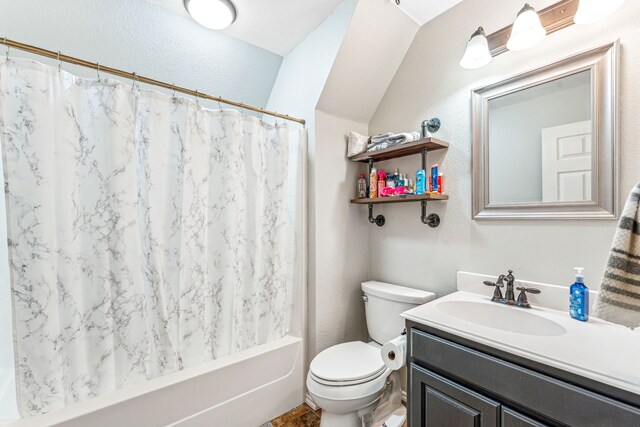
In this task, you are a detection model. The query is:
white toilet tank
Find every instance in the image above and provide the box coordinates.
[362,281,435,345]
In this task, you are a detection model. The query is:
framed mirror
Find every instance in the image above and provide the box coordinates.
[472,42,618,219]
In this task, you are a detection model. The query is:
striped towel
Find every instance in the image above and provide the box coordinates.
[593,183,640,328]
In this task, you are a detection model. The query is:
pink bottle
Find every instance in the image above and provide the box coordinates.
[378,170,388,197]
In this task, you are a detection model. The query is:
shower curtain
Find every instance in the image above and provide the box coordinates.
[0,57,302,417]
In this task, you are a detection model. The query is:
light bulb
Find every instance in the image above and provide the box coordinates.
[507,3,546,52]
[460,27,492,70]
[574,0,625,25]
[184,0,237,30]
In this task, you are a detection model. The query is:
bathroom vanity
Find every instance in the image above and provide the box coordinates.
[403,273,640,427]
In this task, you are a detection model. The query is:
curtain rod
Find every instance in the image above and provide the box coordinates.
[0,37,305,126]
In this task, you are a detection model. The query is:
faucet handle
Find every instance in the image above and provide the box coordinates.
[484,280,504,302]
[483,280,503,288]
[515,287,541,308]
[516,287,541,294]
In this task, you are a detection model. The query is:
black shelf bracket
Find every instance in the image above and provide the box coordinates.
[368,203,385,227]
[421,200,440,228]
[420,147,440,228]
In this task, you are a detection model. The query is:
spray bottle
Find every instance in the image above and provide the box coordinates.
[369,166,378,198]
[378,170,388,197]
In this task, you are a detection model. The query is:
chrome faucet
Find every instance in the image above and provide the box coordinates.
[503,270,516,305]
[483,270,541,308]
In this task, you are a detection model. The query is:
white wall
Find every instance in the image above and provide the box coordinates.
[309,0,419,360]
[0,0,282,109]
[268,0,421,365]
[266,0,359,367]
[313,110,370,354]
[368,0,640,296]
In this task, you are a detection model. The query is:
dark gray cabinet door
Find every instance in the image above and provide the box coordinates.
[409,363,500,427]
[502,407,549,427]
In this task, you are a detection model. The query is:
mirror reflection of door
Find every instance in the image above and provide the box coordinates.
[541,120,592,203]
[487,70,592,205]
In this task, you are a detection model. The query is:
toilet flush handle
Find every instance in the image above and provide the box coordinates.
[362,294,368,302]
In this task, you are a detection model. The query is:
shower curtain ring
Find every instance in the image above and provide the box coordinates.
[4,38,9,60]
[217,97,223,111]
[96,63,101,81]
[171,83,176,98]
[132,72,138,91]
[57,51,62,72]
[195,90,199,105]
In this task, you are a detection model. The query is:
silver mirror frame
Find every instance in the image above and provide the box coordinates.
[472,42,618,220]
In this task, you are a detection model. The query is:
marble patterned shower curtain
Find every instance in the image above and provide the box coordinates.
[0,57,294,417]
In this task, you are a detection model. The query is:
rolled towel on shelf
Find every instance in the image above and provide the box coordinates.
[369,132,394,144]
[367,131,420,152]
[387,131,420,143]
[593,183,640,329]
[367,139,404,153]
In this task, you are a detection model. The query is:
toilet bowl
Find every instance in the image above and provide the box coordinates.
[307,281,435,427]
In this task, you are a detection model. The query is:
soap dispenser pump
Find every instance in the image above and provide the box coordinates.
[569,267,589,322]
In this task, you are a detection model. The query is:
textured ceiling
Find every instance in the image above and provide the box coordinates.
[143,0,467,56]
[392,0,463,25]
[143,0,344,56]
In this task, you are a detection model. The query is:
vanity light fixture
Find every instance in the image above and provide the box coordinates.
[460,0,624,70]
[459,27,492,69]
[506,3,546,51]
[574,0,626,25]
[183,0,237,30]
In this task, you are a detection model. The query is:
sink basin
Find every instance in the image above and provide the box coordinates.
[436,300,567,337]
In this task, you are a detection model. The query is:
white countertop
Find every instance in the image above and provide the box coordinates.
[401,273,640,396]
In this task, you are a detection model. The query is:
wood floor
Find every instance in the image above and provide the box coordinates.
[264,403,408,427]
[262,404,320,427]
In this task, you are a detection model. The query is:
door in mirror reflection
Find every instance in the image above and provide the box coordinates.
[541,120,592,202]
[487,70,592,205]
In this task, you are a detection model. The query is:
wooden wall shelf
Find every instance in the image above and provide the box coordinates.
[351,194,448,205]
[351,135,450,228]
[350,137,449,163]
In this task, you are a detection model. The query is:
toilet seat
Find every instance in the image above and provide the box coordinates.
[309,341,387,386]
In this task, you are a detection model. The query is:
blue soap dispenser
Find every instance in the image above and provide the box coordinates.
[569,267,589,322]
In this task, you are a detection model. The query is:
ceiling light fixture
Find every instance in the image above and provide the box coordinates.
[574,0,625,25]
[506,3,546,52]
[459,27,492,70]
[183,0,237,30]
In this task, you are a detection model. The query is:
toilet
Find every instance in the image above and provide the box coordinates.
[307,281,435,427]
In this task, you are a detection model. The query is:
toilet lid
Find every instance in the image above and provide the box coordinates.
[310,341,386,383]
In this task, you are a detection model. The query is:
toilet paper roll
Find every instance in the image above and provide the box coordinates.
[381,335,406,370]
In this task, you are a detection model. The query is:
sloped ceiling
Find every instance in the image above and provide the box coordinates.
[316,0,419,123]
[142,0,343,56]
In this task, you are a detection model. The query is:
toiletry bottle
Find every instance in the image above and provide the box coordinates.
[387,173,396,189]
[378,170,387,197]
[369,167,378,198]
[438,173,444,194]
[431,164,439,192]
[357,174,367,199]
[416,170,426,195]
[569,267,589,322]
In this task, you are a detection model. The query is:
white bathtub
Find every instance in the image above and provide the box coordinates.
[4,336,304,427]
